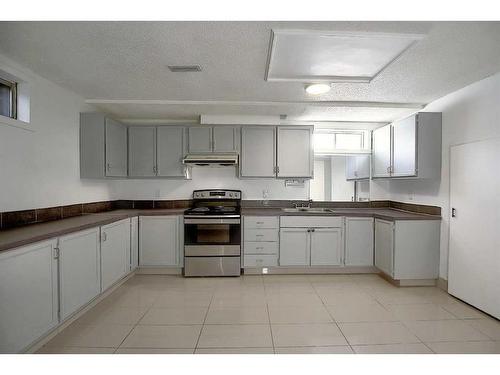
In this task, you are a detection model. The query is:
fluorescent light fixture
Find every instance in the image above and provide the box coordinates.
[305,83,331,95]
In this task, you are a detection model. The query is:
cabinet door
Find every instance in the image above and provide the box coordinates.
[188,127,212,153]
[128,126,156,177]
[345,217,374,266]
[157,126,185,177]
[372,125,392,177]
[130,217,139,271]
[139,216,180,266]
[105,118,128,177]
[374,219,394,276]
[392,115,417,177]
[345,156,357,180]
[0,240,58,353]
[277,126,313,178]
[59,228,101,320]
[101,219,130,291]
[310,228,343,266]
[240,126,276,177]
[279,228,309,266]
[213,126,237,152]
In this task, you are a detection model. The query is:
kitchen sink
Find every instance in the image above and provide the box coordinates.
[281,207,335,213]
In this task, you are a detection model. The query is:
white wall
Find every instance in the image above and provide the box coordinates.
[371,72,500,279]
[0,55,111,211]
[331,156,354,201]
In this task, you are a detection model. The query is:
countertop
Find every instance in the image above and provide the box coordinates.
[0,207,440,254]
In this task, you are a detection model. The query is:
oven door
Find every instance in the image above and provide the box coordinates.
[184,217,241,256]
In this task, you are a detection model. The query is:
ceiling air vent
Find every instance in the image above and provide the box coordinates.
[168,65,202,73]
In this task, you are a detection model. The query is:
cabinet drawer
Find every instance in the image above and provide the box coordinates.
[244,254,278,267]
[280,216,343,228]
[244,229,279,242]
[244,216,279,229]
[244,241,278,255]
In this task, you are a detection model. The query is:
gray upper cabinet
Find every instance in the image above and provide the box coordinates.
[80,112,128,178]
[213,126,238,152]
[346,154,370,180]
[188,127,212,153]
[240,126,276,178]
[157,127,186,177]
[372,113,442,179]
[277,126,314,178]
[128,126,156,177]
[188,126,238,153]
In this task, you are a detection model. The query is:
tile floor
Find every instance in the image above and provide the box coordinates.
[36,274,500,354]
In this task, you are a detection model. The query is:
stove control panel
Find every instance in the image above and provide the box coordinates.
[193,189,241,200]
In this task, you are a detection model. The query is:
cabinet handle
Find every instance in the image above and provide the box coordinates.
[256,234,264,237]
[256,221,264,224]
[106,163,111,171]
[256,247,264,250]
[102,232,107,242]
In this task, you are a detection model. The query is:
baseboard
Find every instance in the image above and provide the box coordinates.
[136,267,183,275]
[243,266,378,275]
[436,277,448,291]
[378,272,437,287]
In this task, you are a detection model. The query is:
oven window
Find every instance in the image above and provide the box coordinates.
[185,223,240,245]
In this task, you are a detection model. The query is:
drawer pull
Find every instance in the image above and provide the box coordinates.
[256,234,264,237]
[256,247,264,250]
[256,221,264,224]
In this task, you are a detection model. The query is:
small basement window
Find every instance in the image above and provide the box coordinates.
[314,130,368,153]
[0,76,17,119]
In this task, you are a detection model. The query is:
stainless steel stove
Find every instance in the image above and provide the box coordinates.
[183,189,241,277]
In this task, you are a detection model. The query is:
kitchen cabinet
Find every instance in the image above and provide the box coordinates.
[80,112,128,178]
[372,113,442,179]
[279,227,310,266]
[157,126,186,177]
[375,218,440,283]
[101,219,130,291]
[58,228,101,321]
[345,217,374,266]
[139,216,182,266]
[346,154,370,180]
[243,216,279,267]
[0,240,59,353]
[240,126,276,178]
[310,228,343,266]
[188,126,238,153]
[130,216,139,271]
[277,126,314,178]
[128,126,156,177]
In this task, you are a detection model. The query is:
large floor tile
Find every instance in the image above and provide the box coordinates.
[211,292,267,307]
[266,292,324,307]
[139,307,208,325]
[46,324,134,348]
[404,320,491,342]
[271,323,348,347]
[268,306,332,324]
[338,321,419,345]
[36,346,116,354]
[386,303,457,321]
[465,319,500,340]
[327,303,397,323]
[205,307,269,324]
[352,343,432,354]
[440,301,490,319]
[426,341,500,354]
[317,290,377,306]
[195,347,274,354]
[115,348,194,354]
[371,290,431,305]
[120,325,202,348]
[153,291,212,308]
[275,346,353,354]
[265,283,316,294]
[102,288,160,307]
[75,305,148,326]
[197,324,273,348]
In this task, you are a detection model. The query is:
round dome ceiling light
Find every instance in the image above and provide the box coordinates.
[305,83,331,95]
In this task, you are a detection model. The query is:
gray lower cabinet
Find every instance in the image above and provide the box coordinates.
[101,219,130,291]
[128,126,157,177]
[345,217,374,266]
[139,216,182,266]
[130,217,139,271]
[58,228,101,321]
[240,126,276,178]
[279,228,309,266]
[277,126,314,178]
[243,216,279,267]
[374,219,394,276]
[80,112,128,178]
[310,228,343,266]
[0,240,59,353]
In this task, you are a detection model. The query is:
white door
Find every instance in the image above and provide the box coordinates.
[101,219,130,291]
[130,217,139,270]
[139,216,180,266]
[345,217,374,266]
[372,125,392,178]
[157,126,185,177]
[240,126,276,177]
[449,139,500,319]
[0,240,59,353]
[105,118,128,177]
[128,126,156,177]
[213,126,237,152]
[374,219,394,277]
[59,228,101,320]
[392,115,417,177]
[277,126,313,178]
[310,228,343,266]
[188,127,212,153]
[279,228,309,266]
[345,156,357,180]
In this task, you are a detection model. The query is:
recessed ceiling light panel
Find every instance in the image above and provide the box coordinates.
[168,65,202,72]
[305,83,331,95]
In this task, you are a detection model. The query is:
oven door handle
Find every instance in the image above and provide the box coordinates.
[184,218,241,224]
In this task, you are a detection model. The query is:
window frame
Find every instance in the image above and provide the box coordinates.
[0,76,18,120]
[313,129,366,153]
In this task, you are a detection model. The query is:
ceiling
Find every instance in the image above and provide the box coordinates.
[1,21,500,123]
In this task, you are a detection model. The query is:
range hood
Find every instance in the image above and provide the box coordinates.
[182,153,239,167]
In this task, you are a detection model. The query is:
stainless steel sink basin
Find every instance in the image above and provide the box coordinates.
[281,207,334,213]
